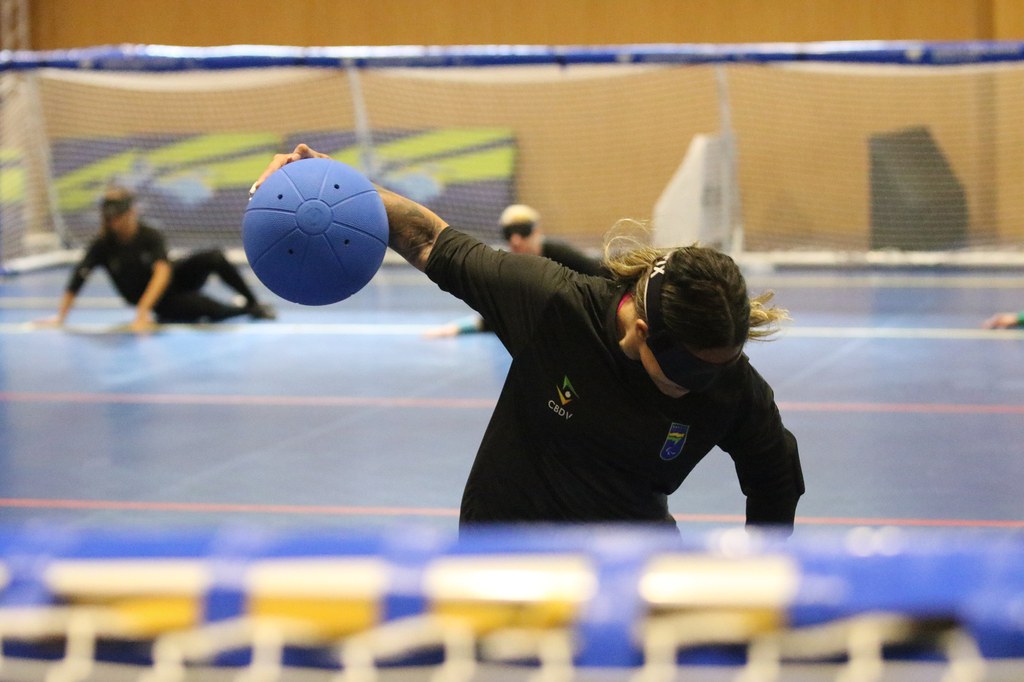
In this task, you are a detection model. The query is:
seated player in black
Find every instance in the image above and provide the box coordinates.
[42,186,276,333]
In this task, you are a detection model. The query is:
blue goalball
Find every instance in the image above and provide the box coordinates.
[242,158,389,306]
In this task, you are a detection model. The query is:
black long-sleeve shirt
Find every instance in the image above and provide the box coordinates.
[539,239,607,277]
[425,228,804,530]
[66,223,168,304]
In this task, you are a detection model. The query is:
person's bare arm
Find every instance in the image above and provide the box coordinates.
[376,186,447,272]
[131,259,172,332]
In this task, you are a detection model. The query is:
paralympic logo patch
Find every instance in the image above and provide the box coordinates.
[659,422,690,460]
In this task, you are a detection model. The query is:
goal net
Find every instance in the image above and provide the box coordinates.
[3,42,1024,271]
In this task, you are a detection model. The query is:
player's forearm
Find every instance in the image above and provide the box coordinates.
[135,261,172,321]
[745,494,799,534]
[56,290,76,322]
[377,186,448,272]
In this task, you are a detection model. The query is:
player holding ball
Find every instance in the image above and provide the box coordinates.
[252,144,805,535]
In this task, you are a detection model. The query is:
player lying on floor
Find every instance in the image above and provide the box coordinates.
[41,186,275,333]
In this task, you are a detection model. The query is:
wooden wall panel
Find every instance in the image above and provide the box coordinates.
[28,0,1019,51]
[992,0,1024,39]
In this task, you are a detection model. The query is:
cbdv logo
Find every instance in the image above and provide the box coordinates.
[548,376,577,420]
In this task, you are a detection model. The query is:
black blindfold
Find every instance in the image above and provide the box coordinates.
[101,196,133,219]
[501,221,534,241]
[644,256,738,392]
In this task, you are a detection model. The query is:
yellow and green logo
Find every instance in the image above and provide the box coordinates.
[556,376,577,406]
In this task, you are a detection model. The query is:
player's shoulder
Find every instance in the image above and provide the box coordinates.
[542,239,605,276]
[541,238,586,260]
[135,222,170,247]
[713,356,776,407]
[136,222,164,238]
[548,266,621,328]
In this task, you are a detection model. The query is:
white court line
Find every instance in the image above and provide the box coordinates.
[2,321,1022,339]
[0,322,436,335]
[744,274,1024,288]
[780,326,1024,340]
[0,297,124,309]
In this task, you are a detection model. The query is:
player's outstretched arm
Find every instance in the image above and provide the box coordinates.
[252,144,448,273]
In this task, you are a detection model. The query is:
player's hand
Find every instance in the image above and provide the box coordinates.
[250,144,331,198]
[422,315,485,338]
[33,316,65,329]
[423,323,461,339]
[130,315,157,334]
[982,313,1020,329]
[128,307,157,331]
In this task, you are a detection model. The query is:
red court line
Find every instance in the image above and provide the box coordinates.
[794,515,1024,529]
[2,391,1022,414]
[676,514,1024,528]
[0,498,1019,528]
[0,497,459,517]
[0,391,494,409]
[779,401,1024,414]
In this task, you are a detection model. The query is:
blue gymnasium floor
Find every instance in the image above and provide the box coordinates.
[0,259,1022,534]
